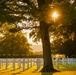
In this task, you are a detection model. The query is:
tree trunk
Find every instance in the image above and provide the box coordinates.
[40,21,58,72]
[37,0,59,72]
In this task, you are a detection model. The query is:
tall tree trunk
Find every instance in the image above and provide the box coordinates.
[40,21,58,72]
[37,0,59,72]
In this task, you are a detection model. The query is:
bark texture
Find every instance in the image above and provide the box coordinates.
[40,21,59,72]
[37,0,59,72]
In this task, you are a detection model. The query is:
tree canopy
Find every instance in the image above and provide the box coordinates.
[52,39,76,58]
[0,31,32,58]
[0,0,76,40]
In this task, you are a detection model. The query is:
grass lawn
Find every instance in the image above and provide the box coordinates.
[0,63,76,75]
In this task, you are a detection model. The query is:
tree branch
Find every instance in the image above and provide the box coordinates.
[9,26,39,33]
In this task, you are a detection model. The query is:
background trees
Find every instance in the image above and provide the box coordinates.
[0,31,32,58]
[52,39,76,58]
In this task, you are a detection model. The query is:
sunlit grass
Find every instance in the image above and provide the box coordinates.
[53,61,76,71]
[0,63,76,75]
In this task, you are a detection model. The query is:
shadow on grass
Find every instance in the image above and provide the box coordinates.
[12,71,23,75]
[41,72,54,75]
[59,68,76,71]
[59,65,76,71]
[40,70,61,75]
[0,68,12,72]
[10,68,21,71]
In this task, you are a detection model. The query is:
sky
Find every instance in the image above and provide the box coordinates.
[31,45,42,52]
[22,30,42,52]
[23,30,42,45]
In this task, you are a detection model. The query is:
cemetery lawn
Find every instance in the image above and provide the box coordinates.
[0,64,76,75]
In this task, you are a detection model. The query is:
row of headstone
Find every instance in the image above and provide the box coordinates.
[0,58,43,71]
[52,58,76,69]
[65,58,76,66]
[0,58,76,70]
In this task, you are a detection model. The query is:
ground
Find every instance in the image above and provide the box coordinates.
[0,63,76,75]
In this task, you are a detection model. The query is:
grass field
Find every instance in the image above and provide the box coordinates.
[0,63,76,75]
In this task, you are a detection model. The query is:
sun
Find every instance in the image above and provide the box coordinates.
[52,12,59,18]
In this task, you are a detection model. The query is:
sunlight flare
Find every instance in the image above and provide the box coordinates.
[52,11,59,22]
[52,12,59,18]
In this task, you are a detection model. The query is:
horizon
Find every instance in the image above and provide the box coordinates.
[30,44,42,52]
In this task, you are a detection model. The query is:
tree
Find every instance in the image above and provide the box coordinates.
[49,0,76,58]
[0,31,32,58]
[54,39,76,58]
[0,0,76,72]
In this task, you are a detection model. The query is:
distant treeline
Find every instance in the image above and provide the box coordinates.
[0,53,43,58]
